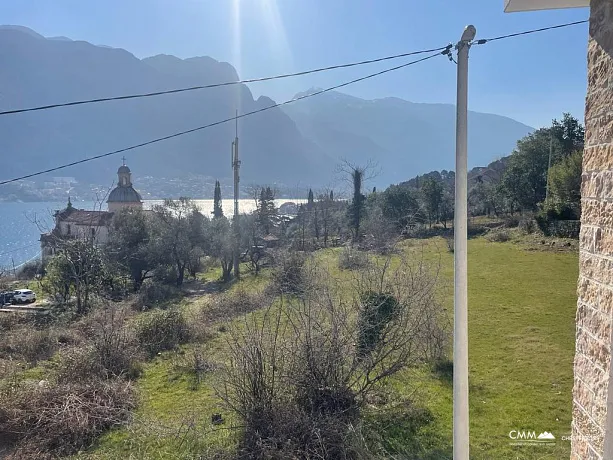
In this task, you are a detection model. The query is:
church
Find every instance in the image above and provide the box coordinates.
[40,161,143,261]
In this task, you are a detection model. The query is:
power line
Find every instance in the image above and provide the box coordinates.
[0,20,588,117]
[0,244,40,257]
[0,46,449,117]
[0,50,448,186]
[474,19,588,45]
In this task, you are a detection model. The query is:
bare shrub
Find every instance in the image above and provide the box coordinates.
[0,380,135,457]
[503,216,520,228]
[519,218,537,234]
[134,308,190,357]
[486,230,512,243]
[0,313,23,333]
[221,254,448,458]
[0,328,60,365]
[269,250,308,295]
[135,279,179,309]
[338,246,371,271]
[445,236,454,253]
[56,307,142,382]
[201,288,270,324]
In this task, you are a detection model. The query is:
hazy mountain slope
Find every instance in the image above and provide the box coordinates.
[0,27,321,186]
[284,91,533,184]
[0,26,532,190]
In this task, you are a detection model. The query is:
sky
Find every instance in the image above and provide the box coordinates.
[0,0,589,128]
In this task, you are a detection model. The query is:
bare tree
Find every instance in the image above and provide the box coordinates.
[337,160,378,243]
[219,251,448,457]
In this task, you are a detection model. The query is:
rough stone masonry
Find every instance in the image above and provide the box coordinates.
[572,0,613,458]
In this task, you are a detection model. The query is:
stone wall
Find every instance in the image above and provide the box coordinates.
[572,1,613,458]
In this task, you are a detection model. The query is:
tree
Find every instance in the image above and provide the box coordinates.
[151,198,204,287]
[500,128,558,211]
[439,190,454,229]
[547,150,583,218]
[212,180,224,219]
[380,184,420,232]
[256,186,277,235]
[240,213,267,275]
[343,163,368,241]
[551,113,585,157]
[307,189,314,209]
[421,177,443,227]
[317,190,337,247]
[44,240,105,314]
[107,208,154,291]
[209,216,234,282]
[500,115,584,212]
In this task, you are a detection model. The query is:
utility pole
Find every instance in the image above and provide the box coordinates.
[453,24,475,460]
[232,110,241,280]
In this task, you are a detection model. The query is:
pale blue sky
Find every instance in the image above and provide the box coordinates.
[0,0,589,128]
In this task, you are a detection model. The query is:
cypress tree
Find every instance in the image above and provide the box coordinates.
[212,180,223,218]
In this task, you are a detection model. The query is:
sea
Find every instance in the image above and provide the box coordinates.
[0,199,303,269]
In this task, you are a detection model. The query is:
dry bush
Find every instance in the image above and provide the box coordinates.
[0,380,135,458]
[486,229,512,243]
[201,288,271,324]
[221,255,448,458]
[503,216,520,228]
[269,250,308,295]
[519,218,537,234]
[134,308,191,357]
[56,307,142,382]
[0,328,61,365]
[0,313,23,333]
[338,246,371,271]
[134,279,180,309]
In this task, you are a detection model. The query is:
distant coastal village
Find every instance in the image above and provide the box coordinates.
[0,172,232,203]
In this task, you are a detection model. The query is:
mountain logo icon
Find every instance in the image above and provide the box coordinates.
[537,432,555,440]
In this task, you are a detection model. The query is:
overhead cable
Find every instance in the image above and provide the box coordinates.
[0,46,449,116]
[0,49,448,185]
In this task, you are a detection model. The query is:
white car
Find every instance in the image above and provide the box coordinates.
[13,289,36,304]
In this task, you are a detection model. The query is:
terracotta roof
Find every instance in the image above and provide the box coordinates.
[60,209,114,226]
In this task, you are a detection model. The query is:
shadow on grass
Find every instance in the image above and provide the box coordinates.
[365,402,452,459]
[432,359,453,387]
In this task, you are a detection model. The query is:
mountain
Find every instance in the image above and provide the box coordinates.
[0,27,322,187]
[283,90,533,185]
[400,155,511,192]
[0,26,532,191]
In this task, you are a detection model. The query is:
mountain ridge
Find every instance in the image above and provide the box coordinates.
[0,26,533,190]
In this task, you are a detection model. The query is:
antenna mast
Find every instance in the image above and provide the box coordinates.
[232,109,241,279]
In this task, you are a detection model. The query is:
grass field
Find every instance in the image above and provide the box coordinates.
[80,237,579,459]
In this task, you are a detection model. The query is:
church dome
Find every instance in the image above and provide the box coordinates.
[107,186,142,203]
[107,161,142,208]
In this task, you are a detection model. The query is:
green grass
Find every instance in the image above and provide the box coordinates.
[80,237,578,459]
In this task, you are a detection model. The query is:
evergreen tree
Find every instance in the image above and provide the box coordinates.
[212,180,224,218]
[348,166,366,241]
[257,186,277,234]
[307,188,314,209]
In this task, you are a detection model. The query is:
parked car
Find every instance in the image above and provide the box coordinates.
[13,289,36,304]
[0,291,15,305]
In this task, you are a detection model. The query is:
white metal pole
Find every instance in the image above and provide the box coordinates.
[454,24,475,460]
